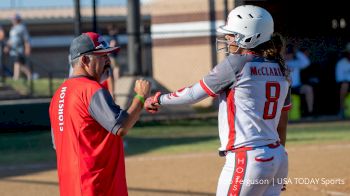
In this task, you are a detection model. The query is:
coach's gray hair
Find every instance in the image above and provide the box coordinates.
[71,55,95,68]
[70,57,80,67]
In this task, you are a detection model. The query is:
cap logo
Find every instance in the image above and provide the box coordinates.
[95,36,109,50]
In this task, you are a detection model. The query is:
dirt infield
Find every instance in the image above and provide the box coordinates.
[0,141,349,196]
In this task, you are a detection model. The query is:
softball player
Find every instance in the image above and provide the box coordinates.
[145,5,291,196]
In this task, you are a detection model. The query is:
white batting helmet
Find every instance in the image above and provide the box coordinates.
[217,5,274,49]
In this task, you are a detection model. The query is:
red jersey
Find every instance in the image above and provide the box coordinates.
[49,76,128,196]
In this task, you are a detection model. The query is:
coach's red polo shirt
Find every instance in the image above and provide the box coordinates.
[49,76,128,196]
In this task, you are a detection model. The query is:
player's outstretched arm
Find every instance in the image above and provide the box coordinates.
[144,82,209,113]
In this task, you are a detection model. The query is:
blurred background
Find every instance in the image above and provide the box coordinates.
[0,1,349,195]
[0,0,350,129]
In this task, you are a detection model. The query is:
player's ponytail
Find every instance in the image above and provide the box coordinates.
[252,33,290,79]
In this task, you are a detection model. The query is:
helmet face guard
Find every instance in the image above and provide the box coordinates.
[216,34,241,54]
[216,37,231,54]
[216,5,274,51]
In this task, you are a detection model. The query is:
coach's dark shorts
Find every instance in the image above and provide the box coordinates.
[10,54,26,64]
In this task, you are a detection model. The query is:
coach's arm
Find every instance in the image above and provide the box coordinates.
[117,80,150,136]
[88,79,150,137]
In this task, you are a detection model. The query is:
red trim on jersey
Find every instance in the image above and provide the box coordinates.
[199,80,216,97]
[177,87,186,93]
[226,89,236,150]
[170,92,179,97]
[170,87,186,97]
[255,156,274,162]
[282,104,292,111]
[228,151,247,196]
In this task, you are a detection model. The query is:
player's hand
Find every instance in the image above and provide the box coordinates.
[134,79,150,98]
[144,92,161,113]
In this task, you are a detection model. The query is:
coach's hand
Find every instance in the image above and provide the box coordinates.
[144,92,161,113]
[134,79,151,99]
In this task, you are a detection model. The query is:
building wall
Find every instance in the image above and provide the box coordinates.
[0,1,235,107]
[143,0,236,107]
[153,44,214,107]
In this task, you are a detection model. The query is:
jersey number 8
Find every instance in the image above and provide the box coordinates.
[263,82,280,119]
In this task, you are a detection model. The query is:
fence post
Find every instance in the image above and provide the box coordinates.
[29,59,34,96]
[0,42,4,84]
[49,72,53,97]
[209,0,217,68]
[127,0,142,76]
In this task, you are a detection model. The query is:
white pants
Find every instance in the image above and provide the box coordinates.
[216,145,288,196]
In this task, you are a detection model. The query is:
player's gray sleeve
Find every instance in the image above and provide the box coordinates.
[159,83,209,105]
[201,55,246,96]
[88,89,129,135]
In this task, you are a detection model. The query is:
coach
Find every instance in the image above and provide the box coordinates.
[49,32,150,196]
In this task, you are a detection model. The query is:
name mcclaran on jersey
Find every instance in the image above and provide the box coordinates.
[250,66,284,77]
[58,87,67,132]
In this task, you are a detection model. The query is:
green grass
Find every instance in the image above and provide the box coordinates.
[0,131,56,166]
[0,120,349,166]
[287,121,350,143]
[126,119,219,155]
[5,78,64,97]
[126,120,350,155]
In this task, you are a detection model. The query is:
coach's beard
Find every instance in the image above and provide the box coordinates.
[99,66,111,83]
